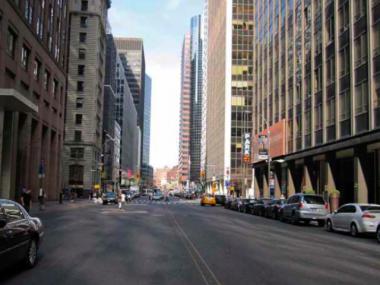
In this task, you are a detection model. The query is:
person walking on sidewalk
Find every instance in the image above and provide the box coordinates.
[38,188,45,211]
[21,187,32,213]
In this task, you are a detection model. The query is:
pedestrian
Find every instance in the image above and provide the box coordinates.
[280,193,285,200]
[117,191,125,209]
[21,188,32,213]
[38,188,45,211]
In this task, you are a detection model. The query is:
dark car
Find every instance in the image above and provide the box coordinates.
[243,199,257,214]
[238,199,253,213]
[215,195,226,206]
[0,199,44,271]
[102,192,118,205]
[253,198,273,216]
[230,198,241,211]
[224,197,234,209]
[266,199,287,219]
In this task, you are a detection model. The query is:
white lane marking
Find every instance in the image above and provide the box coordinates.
[169,210,222,285]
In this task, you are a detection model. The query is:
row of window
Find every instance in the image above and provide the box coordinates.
[6,25,63,98]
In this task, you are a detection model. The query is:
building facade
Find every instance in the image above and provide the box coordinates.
[141,74,152,187]
[114,38,146,176]
[115,54,140,181]
[0,0,68,200]
[63,0,110,194]
[178,33,192,185]
[190,15,203,184]
[205,0,254,196]
[102,34,117,185]
[251,0,380,205]
[201,0,209,181]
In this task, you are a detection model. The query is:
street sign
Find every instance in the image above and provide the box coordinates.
[243,133,251,163]
[258,149,268,160]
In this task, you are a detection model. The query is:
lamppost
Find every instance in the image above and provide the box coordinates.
[259,116,272,198]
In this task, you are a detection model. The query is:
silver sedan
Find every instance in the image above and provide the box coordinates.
[326,203,380,237]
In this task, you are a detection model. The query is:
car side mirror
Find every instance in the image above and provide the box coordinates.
[0,218,7,228]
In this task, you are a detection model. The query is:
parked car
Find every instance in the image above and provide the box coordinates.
[224,198,233,209]
[243,199,257,214]
[230,198,241,211]
[200,195,216,206]
[253,198,273,216]
[239,199,256,213]
[0,199,44,271]
[215,195,226,206]
[326,204,380,237]
[267,199,287,219]
[152,191,164,201]
[102,192,118,205]
[282,193,328,226]
[377,223,380,243]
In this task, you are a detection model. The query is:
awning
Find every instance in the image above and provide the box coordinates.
[0,88,38,113]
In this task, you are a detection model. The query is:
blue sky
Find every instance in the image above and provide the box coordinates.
[109,0,204,168]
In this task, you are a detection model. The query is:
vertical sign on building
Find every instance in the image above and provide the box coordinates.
[243,133,251,163]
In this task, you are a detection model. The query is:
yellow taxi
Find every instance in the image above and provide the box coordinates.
[200,194,216,206]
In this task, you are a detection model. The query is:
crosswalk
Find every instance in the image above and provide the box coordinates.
[126,198,200,206]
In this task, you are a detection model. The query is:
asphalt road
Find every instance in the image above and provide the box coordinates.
[1,197,380,285]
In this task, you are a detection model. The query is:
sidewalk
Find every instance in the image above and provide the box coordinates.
[29,199,92,215]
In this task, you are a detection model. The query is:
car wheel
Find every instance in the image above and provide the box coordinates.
[326,219,333,232]
[201,203,205,206]
[291,214,298,225]
[376,227,380,243]
[25,239,38,268]
[318,220,325,227]
[350,223,359,237]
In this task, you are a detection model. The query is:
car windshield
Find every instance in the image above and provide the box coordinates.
[360,205,380,212]
[105,192,115,198]
[303,195,325,205]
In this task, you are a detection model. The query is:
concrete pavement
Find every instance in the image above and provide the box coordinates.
[1,197,380,285]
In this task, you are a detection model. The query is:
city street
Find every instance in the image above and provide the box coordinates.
[1,197,380,285]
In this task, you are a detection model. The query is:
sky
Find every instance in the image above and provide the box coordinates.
[108,0,204,169]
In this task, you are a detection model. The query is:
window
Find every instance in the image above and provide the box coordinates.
[81,0,88,11]
[354,0,366,20]
[326,57,335,84]
[314,67,322,92]
[327,98,336,126]
[21,45,30,70]
[78,48,86,59]
[339,90,350,121]
[70,148,84,159]
[78,65,85,75]
[338,2,349,32]
[315,104,323,130]
[326,16,334,43]
[74,131,82,142]
[354,33,367,66]
[77,81,84,92]
[33,58,41,80]
[44,69,50,91]
[75,114,83,125]
[24,0,33,24]
[80,16,88,28]
[79,32,87,43]
[7,27,17,58]
[355,81,368,115]
[374,25,380,56]
[76,98,84,108]
[53,79,58,97]
[69,165,84,185]
[339,46,350,77]
[1,202,24,222]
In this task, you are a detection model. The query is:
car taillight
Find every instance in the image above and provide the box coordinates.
[362,212,376,219]
[299,202,304,209]
[324,203,328,210]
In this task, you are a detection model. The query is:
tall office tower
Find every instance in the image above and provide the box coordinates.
[63,0,110,194]
[103,34,118,184]
[201,0,209,179]
[205,0,254,197]
[0,0,68,200]
[178,33,192,186]
[115,55,140,180]
[114,38,146,173]
[251,0,380,205]
[141,74,152,187]
[190,15,203,183]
